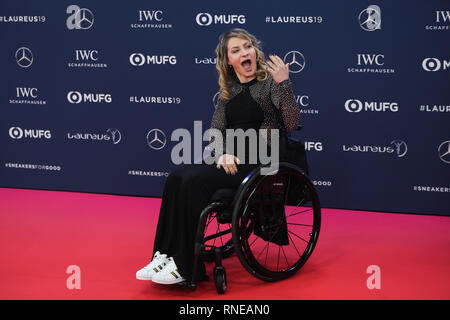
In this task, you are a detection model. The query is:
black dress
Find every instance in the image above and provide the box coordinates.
[152,78,264,281]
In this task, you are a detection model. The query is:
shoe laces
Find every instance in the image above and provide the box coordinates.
[145,252,167,268]
[154,252,167,261]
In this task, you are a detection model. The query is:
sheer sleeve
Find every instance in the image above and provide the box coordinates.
[270,77,300,132]
[207,96,227,156]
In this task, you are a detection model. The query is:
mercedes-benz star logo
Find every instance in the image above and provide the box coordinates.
[75,8,94,29]
[15,47,33,68]
[283,51,305,73]
[438,140,450,164]
[358,5,381,31]
[213,92,220,109]
[147,129,166,150]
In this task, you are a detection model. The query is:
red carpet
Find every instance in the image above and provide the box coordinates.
[0,187,449,300]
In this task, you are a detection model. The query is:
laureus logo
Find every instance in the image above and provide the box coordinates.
[67,128,121,144]
[390,140,408,158]
[342,139,407,158]
[107,128,121,144]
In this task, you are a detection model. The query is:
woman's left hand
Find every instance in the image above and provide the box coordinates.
[266,54,290,83]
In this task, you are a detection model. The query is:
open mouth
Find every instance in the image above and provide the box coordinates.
[241,59,252,72]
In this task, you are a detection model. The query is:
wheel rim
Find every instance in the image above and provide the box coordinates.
[232,164,321,281]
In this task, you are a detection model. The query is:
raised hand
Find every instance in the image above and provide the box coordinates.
[266,54,290,83]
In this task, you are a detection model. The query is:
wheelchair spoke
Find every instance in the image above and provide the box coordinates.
[287,207,313,218]
[205,213,215,230]
[277,246,280,271]
[256,241,270,261]
[287,230,302,258]
[255,241,267,260]
[281,245,290,269]
[288,230,309,244]
[264,242,270,267]
[249,235,258,248]
[286,222,312,227]
[287,197,307,217]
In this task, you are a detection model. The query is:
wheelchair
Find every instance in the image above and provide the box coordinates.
[182,140,321,294]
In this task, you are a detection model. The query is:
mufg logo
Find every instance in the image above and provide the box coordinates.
[195,13,246,26]
[345,99,398,112]
[67,91,112,104]
[422,58,450,72]
[129,53,177,66]
[9,127,51,139]
[66,5,94,30]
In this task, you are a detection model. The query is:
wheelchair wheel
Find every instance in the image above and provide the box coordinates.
[213,266,227,294]
[231,162,321,282]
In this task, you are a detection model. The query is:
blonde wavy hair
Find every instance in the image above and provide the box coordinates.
[215,28,268,100]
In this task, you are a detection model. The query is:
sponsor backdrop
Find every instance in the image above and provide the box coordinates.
[1,0,449,215]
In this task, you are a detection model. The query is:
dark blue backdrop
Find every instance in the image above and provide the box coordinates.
[1,0,449,215]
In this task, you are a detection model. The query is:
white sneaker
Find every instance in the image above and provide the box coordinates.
[136,251,168,280]
[151,257,186,284]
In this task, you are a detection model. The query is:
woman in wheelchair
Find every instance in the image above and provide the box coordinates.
[136,28,320,292]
